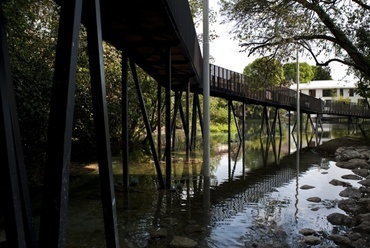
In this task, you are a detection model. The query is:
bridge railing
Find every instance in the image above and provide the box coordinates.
[209,64,323,113]
[323,100,370,117]
[165,0,203,82]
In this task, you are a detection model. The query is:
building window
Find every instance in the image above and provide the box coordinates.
[349,89,354,97]
[322,89,334,97]
[340,89,343,96]
[309,90,316,97]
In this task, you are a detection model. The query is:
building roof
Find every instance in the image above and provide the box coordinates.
[290,80,357,90]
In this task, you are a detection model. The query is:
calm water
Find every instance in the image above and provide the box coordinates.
[0,120,359,247]
[61,121,359,247]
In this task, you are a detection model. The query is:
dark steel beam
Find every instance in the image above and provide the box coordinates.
[157,83,162,160]
[0,5,27,247]
[122,53,129,188]
[179,100,189,147]
[196,93,203,139]
[0,5,37,246]
[230,102,241,142]
[185,80,190,161]
[228,100,231,179]
[85,0,120,247]
[38,0,83,247]
[129,58,165,189]
[190,91,198,151]
[170,91,182,152]
[288,112,291,155]
[165,47,172,189]
[171,86,189,153]
[242,102,245,178]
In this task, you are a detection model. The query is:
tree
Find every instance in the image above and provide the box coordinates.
[243,57,285,90]
[220,0,370,82]
[2,0,167,169]
[3,0,59,172]
[189,0,218,42]
[312,66,332,80]
[283,62,314,83]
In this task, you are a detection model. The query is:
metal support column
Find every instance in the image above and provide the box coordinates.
[242,102,246,178]
[196,93,204,139]
[85,1,120,246]
[129,59,165,189]
[231,102,242,142]
[38,1,82,246]
[315,114,319,146]
[157,83,162,159]
[288,111,291,155]
[190,91,197,151]
[300,112,303,150]
[165,47,172,189]
[0,4,35,247]
[121,53,129,188]
[228,100,231,179]
[260,106,271,138]
[185,80,190,161]
[271,108,278,139]
[171,91,182,152]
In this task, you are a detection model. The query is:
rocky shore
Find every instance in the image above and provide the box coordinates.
[299,143,370,247]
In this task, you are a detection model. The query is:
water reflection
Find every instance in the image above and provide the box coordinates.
[61,121,354,247]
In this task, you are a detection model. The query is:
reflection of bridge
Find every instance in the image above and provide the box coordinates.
[1,0,369,247]
[209,152,318,223]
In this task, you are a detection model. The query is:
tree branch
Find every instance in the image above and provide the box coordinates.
[295,0,370,76]
[352,0,370,10]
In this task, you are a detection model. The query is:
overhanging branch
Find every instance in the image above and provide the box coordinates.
[352,0,370,10]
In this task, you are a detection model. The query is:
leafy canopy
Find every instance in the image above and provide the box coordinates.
[283,62,314,83]
[243,57,285,90]
[243,58,332,87]
[312,66,332,80]
[220,0,370,80]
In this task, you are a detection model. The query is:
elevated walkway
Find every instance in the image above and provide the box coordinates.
[95,0,202,90]
[96,0,370,118]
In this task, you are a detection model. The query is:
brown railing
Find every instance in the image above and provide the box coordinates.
[209,64,370,117]
[323,101,370,117]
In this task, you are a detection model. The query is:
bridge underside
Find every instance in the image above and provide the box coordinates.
[93,0,202,90]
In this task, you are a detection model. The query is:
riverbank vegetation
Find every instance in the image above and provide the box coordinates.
[3,0,370,185]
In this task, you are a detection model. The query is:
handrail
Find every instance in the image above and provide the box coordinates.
[165,0,203,82]
[209,64,370,118]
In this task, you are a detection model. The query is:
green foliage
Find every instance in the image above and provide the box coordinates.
[220,0,370,81]
[3,0,59,168]
[354,74,370,108]
[188,0,218,42]
[210,97,228,125]
[312,66,332,80]
[283,62,314,83]
[3,0,166,168]
[242,57,332,89]
[243,57,285,90]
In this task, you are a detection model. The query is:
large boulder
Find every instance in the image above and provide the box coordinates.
[327,212,354,226]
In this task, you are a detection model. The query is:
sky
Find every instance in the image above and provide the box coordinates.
[206,2,353,81]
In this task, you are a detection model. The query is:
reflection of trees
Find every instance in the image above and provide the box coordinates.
[229,142,242,161]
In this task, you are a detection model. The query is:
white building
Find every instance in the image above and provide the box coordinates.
[289,80,363,104]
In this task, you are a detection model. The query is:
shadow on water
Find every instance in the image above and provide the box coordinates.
[67,123,352,247]
[0,121,355,247]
